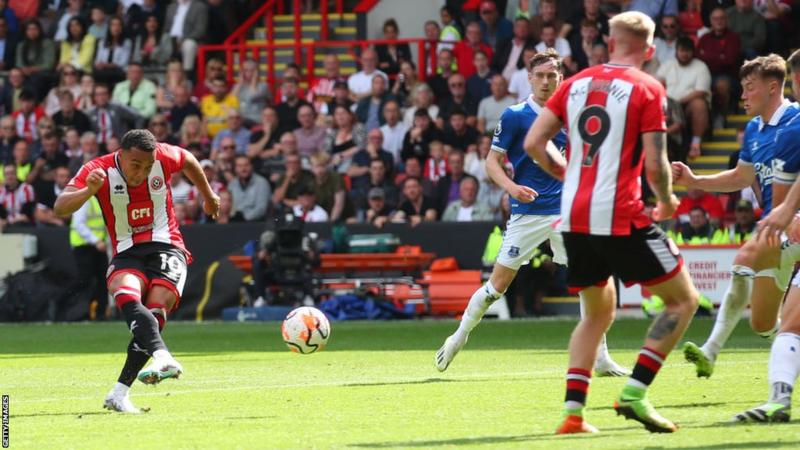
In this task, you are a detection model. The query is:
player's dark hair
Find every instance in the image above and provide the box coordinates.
[740,54,787,84]
[580,18,598,29]
[528,48,563,73]
[120,129,157,152]
[461,174,479,189]
[540,21,557,33]
[676,36,695,52]
[787,49,800,74]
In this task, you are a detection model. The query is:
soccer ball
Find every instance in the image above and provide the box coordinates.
[281,306,331,354]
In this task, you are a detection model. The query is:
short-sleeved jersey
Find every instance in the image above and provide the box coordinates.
[546,63,667,236]
[67,143,190,260]
[491,96,567,216]
[773,103,800,187]
[740,100,800,214]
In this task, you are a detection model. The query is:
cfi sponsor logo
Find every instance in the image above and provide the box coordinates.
[150,176,164,191]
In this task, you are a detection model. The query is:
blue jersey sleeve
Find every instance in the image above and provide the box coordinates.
[490,108,516,154]
[738,121,757,165]
[773,115,800,184]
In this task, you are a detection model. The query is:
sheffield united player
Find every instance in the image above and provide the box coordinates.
[54,130,220,413]
[524,12,699,433]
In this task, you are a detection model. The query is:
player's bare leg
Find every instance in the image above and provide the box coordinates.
[556,280,616,434]
[685,238,781,377]
[137,285,183,384]
[615,269,698,433]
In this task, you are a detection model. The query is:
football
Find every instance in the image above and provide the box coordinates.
[281,307,331,354]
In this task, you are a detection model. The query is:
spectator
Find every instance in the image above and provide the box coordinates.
[504,0,537,20]
[92,15,131,87]
[629,0,679,18]
[395,155,431,192]
[654,15,680,65]
[28,132,68,188]
[310,152,346,222]
[158,0,208,72]
[379,100,407,165]
[0,164,35,226]
[88,83,140,149]
[509,46,537,101]
[393,176,438,225]
[438,5,462,52]
[325,80,353,119]
[428,48,456,101]
[62,128,81,162]
[16,19,56,97]
[33,165,70,226]
[275,77,310,133]
[76,73,94,112]
[324,105,366,174]
[148,114,178,145]
[232,59,270,125]
[478,74,515,134]
[424,139,448,183]
[227,155,270,222]
[12,90,45,143]
[44,65,82,117]
[725,198,755,243]
[401,108,443,163]
[187,158,225,221]
[423,20,442,78]
[467,50,495,102]
[442,175,493,221]
[442,108,479,153]
[754,0,791,55]
[438,73,478,126]
[275,65,305,108]
[571,19,604,71]
[247,106,281,163]
[671,206,727,244]
[666,95,686,162]
[193,57,224,99]
[157,59,193,111]
[355,75,395,132]
[351,187,393,227]
[51,0,87,43]
[179,115,209,156]
[307,54,346,114]
[68,131,98,175]
[698,8,742,124]
[375,18,411,76]
[351,156,399,212]
[1,68,24,115]
[535,23,574,73]
[675,187,725,226]
[169,170,192,205]
[679,0,705,38]
[477,161,506,219]
[0,9,12,71]
[391,60,420,107]
[4,140,31,183]
[201,76,239,138]
[348,48,388,101]
[131,13,162,67]
[466,134,492,183]
[588,42,609,66]
[657,37,711,158]
[493,17,534,82]
[478,0,513,49]
[58,16,94,73]
[402,83,440,128]
[205,0,235,46]
[53,90,91,136]
[727,0,766,59]
[212,110,251,156]
[435,150,467,215]
[453,22,494,78]
[349,128,395,187]
[167,84,201,132]
[29,117,55,160]
[272,152,315,209]
[213,135,237,182]
[112,62,157,120]
[208,189,233,224]
[293,104,326,158]
[530,0,562,42]
[562,0,609,41]
[87,6,107,40]
[0,115,18,164]
[293,185,329,222]
[0,0,17,37]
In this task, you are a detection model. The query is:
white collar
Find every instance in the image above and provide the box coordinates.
[526,95,543,114]
[759,99,792,131]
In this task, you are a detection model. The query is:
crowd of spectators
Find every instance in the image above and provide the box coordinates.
[0,0,796,241]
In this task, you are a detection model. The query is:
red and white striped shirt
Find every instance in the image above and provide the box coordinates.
[67,143,190,260]
[546,63,667,236]
[0,182,35,221]
[12,107,45,143]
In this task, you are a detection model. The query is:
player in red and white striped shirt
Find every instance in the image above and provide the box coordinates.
[524,12,699,434]
[55,130,220,414]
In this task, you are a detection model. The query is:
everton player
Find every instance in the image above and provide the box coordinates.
[54,130,220,413]
[525,12,699,433]
[435,49,629,377]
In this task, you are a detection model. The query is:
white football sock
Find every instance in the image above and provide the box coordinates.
[702,265,755,359]
[111,382,130,397]
[152,349,172,360]
[579,292,611,362]
[454,281,503,341]
[768,333,800,406]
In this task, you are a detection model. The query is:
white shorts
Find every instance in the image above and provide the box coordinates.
[496,214,567,270]
[762,240,800,291]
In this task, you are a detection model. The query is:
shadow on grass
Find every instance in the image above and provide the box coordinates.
[643,440,799,450]
[12,411,109,418]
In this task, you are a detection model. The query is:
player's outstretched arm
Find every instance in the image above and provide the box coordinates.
[182,149,220,219]
[523,107,566,180]
[643,132,679,220]
[485,150,537,203]
[671,160,755,193]
[53,168,106,217]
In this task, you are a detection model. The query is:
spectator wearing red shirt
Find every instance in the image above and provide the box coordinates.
[697,7,742,122]
[453,22,493,79]
[675,187,725,226]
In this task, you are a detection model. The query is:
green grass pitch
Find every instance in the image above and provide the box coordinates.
[3,318,800,449]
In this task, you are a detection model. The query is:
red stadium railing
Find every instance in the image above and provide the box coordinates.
[197,38,449,98]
